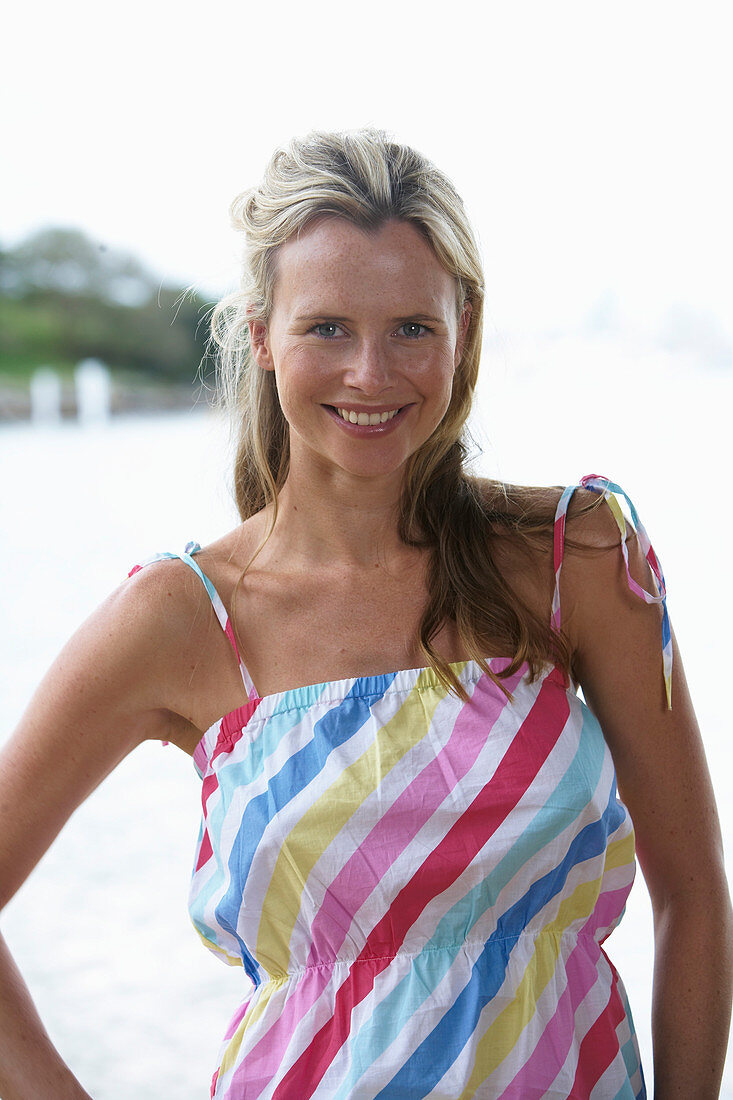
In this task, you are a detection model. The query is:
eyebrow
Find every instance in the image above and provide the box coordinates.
[293,313,447,325]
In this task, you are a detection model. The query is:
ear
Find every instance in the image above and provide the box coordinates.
[248,320,276,372]
[454,301,472,368]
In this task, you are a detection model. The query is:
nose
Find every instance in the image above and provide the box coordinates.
[343,337,395,395]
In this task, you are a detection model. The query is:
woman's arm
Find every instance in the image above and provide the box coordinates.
[563,499,733,1098]
[0,565,193,1099]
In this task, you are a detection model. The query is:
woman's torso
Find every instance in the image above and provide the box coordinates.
[126,477,653,1096]
[187,651,643,1098]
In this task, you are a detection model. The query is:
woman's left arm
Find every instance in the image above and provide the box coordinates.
[563,504,733,1099]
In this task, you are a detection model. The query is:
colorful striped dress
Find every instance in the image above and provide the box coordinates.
[129,475,670,1098]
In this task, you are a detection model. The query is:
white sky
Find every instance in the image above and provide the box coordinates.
[3,0,732,344]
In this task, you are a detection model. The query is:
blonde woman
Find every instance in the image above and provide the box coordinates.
[0,130,730,1099]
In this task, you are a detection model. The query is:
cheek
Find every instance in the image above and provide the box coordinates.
[273,354,329,418]
[432,358,458,417]
[421,352,457,397]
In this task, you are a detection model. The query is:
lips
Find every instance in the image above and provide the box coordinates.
[324,404,410,432]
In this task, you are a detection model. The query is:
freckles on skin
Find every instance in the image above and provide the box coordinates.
[249,218,471,484]
[270,218,463,348]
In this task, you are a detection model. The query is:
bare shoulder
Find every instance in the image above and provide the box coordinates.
[558,487,658,649]
[0,519,265,912]
[552,488,726,917]
[0,556,211,910]
[121,553,215,701]
[21,556,209,748]
[473,476,654,641]
[563,485,627,549]
[2,551,227,780]
[121,538,261,741]
[124,509,269,660]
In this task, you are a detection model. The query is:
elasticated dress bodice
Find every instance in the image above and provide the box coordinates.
[128,476,668,1098]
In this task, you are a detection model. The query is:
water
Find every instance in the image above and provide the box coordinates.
[1,337,731,1097]
[1,409,240,1097]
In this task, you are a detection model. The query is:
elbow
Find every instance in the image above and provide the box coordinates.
[650,866,733,947]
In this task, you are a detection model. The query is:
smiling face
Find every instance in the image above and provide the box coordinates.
[248,217,471,488]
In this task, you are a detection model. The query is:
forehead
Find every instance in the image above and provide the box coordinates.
[271,217,458,314]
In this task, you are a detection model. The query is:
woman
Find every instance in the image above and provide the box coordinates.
[0,129,730,1099]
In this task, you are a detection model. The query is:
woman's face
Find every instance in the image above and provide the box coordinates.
[248,216,471,486]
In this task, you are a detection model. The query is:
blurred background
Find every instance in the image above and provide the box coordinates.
[1,0,731,1096]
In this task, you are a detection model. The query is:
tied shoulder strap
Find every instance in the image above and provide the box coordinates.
[127,541,258,702]
[551,474,672,709]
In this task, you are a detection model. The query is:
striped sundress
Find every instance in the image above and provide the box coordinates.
[129,475,670,1098]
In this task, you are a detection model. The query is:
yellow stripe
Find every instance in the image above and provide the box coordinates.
[604,492,628,543]
[457,835,636,1096]
[217,979,284,1077]
[603,829,635,874]
[255,668,454,975]
[457,875,603,1099]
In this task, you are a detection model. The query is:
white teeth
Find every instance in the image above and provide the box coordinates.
[336,407,400,424]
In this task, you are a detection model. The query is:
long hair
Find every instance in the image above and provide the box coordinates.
[211,128,575,699]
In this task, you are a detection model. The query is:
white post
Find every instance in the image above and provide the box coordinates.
[75,358,111,424]
[30,368,62,424]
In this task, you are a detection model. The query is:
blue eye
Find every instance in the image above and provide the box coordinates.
[312,323,343,338]
[399,322,430,338]
[310,321,431,339]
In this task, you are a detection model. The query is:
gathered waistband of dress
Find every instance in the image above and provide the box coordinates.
[257,930,601,984]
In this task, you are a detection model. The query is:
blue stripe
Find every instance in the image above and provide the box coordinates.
[617,1035,643,1093]
[375,785,625,1098]
[189,694,324,978]
[211,676,397,978]
[332,704,613,1098]
[608,1076,641,1100]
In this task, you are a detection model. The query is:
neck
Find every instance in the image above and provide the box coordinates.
[262,464,414,571]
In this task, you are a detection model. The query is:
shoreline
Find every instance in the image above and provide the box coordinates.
[0,376,208,423]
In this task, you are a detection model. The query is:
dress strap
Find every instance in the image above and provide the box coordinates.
[551,474,672,709]
[127,541,258,701]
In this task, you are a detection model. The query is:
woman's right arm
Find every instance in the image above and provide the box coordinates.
[0,565,192,1099]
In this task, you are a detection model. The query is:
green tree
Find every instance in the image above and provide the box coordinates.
[0,228,216,384]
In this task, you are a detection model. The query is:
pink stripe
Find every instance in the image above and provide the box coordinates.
[223,618,243,663]
[570,965,626,1094]
[223,995,253,1040]
[212,699,261,764]
[496,889,630,1097]
[195,827,214,873]
[496,937,600,1097]
[271,672,571,1099]
[195,767,221,874]
[236,665,528,1087]
[584,884,634,942]
[193,737,209,776]
[306,663,527,967]
[194,699,263,877]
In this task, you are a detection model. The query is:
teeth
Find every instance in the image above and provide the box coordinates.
[337,407,400,425]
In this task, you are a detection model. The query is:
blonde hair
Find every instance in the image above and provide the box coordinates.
[212,128,571,699]
[212,128,484,513]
